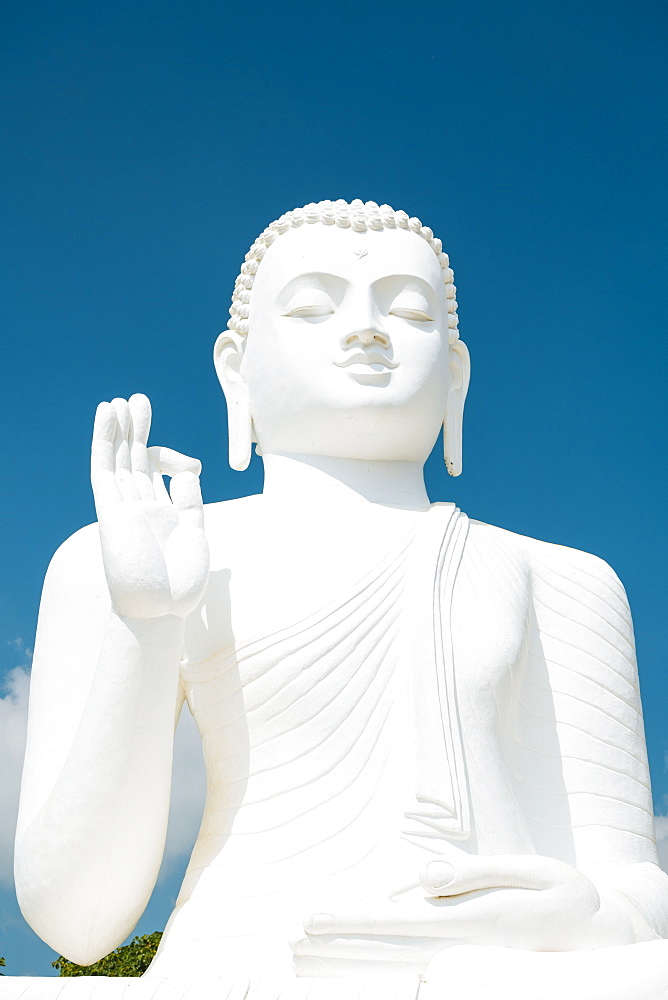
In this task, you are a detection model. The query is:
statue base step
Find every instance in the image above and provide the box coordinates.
[3,941,668,1000]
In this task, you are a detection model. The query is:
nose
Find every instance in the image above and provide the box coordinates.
[346,326,390,348]
[341,301,391,350]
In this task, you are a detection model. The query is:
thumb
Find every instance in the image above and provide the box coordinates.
[420,854,580,897]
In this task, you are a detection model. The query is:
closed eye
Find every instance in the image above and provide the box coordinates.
[282,303,335,318]
[389,307,434,322]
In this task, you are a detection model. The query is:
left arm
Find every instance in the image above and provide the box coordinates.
[510,536,668,939]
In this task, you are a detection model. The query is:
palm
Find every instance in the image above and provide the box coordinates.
[91,394,209,619]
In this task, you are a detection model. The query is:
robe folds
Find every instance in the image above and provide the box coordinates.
[146,503,662,978]
[5,504,668,1000]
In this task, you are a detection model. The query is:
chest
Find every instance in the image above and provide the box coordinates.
[450,525,531,720]
[183,514,530,708]
[184,505,423,661]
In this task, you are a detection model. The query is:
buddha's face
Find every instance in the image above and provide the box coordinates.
[231,223,461,463]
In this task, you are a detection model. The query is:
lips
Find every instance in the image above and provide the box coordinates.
[334,351,398,370]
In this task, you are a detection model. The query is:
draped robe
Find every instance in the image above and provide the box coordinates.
[5,504,667,1000]
[151,504,470,977]
[144,503,663,982]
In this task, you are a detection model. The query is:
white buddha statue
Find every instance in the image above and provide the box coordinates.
[8,200,668,1000]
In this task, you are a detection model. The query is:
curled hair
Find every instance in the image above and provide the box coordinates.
[228,199,460,344]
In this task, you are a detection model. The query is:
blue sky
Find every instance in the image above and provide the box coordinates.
[1,0,666,977]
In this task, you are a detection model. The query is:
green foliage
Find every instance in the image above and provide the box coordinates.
[0,955,5,974]
[52,932,162,977]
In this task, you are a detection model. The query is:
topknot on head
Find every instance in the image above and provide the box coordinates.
[227,200,460,343]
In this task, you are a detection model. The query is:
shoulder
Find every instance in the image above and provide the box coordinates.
[202,495,263,567]
[469,522,636,676]
[202,494,262,525]
[466,517,628,608]
[46,522,103,586]
[521,531,625,593]
[45,496,264,582]
[461,519,634,649]
[520,533,631,631]
[38,524,110,628]
[463,518,531,588]
[51,520,100,555]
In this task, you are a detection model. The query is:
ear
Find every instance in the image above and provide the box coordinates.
[443,339,471,477]
[213,331,253,472]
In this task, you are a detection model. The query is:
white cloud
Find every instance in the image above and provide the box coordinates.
[7,638,33,659]
[0,664,31,884]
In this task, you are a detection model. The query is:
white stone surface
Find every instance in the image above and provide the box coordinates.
[6,201,668,998]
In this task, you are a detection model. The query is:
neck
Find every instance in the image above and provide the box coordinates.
[261,453,431,511]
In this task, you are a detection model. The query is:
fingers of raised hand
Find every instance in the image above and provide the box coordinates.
[148,446,202,478]
[112,398,131,470]
[91,396,204,516]
[128,393,151,448]
[91,402,122,510]
[128,394,152,491]
[111,398,140,500]
[92,395,157,509]
[147,446,202,507]
[92,402,117,469]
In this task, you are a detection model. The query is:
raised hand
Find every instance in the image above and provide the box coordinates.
[91,393,209,619]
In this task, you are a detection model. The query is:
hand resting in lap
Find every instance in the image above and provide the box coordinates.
[291,853,648,976]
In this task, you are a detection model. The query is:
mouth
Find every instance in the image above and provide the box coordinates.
[334,352,399,372]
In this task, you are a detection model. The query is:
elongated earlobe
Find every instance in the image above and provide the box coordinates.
[443,340,471,477]
[228,393,253,472]
[213,332,253,472]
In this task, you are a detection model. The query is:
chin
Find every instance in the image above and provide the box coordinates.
[260,406,440,464]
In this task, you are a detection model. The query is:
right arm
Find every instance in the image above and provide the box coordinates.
[14,395,209,965]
